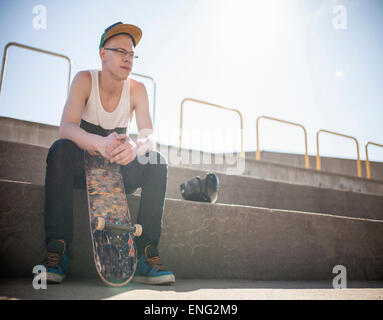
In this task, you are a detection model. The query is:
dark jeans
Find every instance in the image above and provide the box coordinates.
[44,138,168,257]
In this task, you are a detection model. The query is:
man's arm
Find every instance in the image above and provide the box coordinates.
[133,82,156,155]
[110,82,156,165]
[59,71,119,157]
[110,81,155,163]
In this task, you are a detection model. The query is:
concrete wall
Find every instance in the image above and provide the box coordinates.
[1,117,382,281]
[1,180,382,280]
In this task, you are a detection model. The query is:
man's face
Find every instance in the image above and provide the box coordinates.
[100,34,135,79]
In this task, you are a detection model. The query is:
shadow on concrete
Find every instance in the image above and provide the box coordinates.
[1,278,382,300]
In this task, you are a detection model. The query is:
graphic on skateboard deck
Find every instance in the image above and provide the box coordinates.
[84,150,142,287]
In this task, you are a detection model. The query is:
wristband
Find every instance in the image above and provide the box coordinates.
[136,129,156,155]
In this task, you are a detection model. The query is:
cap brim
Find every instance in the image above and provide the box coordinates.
[104,24,142,47]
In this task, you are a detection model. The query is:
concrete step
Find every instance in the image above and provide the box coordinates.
[245,150,383,182]
[2,139,383,199]
[0,140,47,186]
[1,180,382,280]
[1,140,383,220]
[168,166,383,221]
[1,115,383,182]
[164,147,383,196]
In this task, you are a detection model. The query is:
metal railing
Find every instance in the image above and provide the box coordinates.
[0,42,72,97]
[2,43,381,178]
[316,129,362,177]
[179,98,245,157]
[130,72,157,127]
[365,141,383,179]
[255,115,310,169]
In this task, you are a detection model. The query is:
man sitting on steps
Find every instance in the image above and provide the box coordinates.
[42,22,175,285]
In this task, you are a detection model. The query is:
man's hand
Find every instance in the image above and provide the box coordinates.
[109,135,137,165]
[94,132,122,159]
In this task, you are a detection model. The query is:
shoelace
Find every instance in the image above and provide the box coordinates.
[146,256,166,271]
[45,252,62,268]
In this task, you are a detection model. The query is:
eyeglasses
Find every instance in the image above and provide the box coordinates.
[104,48,138,60]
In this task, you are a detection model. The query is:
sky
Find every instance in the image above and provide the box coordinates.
[0,0,382,162]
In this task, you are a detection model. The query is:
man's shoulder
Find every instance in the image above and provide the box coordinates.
[71,70,92,92]
[129,78,148,110]
[129,78,147,94]
[75,70,92,83]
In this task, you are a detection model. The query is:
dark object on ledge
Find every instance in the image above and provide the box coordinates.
[180,173,219,204]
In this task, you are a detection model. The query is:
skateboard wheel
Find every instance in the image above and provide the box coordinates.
[95,217,106,231]
[133,224,142,237]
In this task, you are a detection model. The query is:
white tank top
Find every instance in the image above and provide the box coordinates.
[82,69,131,131]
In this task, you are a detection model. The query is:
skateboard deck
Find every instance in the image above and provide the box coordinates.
[84,150,142,287]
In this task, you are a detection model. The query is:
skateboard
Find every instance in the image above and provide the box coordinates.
[84,149,142,287]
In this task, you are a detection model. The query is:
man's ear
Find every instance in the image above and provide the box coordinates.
[99,48,106,62]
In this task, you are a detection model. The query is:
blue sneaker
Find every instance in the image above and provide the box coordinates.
[133,245,175,285]
[43,239,68,284]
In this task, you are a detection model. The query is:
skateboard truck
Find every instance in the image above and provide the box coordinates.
[95,217,143,237]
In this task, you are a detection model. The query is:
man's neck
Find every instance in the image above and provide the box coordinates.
[99,69,124,95]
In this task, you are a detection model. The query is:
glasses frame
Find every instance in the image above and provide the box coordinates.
[104,47,138,60]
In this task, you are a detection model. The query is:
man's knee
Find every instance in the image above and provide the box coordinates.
[47,139,79,164]
[136,150,168,167]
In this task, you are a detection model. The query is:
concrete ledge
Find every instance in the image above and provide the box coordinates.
[168,166,383,220]
[1,115,383,182]
[0,180,139,279]
[1,180,382,280]
[1,140,383,221]
[0,116,59,147]
[2,139,383,198]
[245,150,383,182]
[0,141,48,185]
[170,155,383,196]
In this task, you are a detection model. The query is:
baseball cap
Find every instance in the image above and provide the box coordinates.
[99,22,142,50]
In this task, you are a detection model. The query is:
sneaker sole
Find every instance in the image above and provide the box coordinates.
[46,272,66,284]
[133,274,175,285]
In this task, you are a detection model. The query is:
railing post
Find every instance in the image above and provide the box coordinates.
[180,98,245,157]
[255,115,309,169]
[316,129,362,178]
[365,141,383,179]
[130,72,157,127]
[0,42,72,98]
